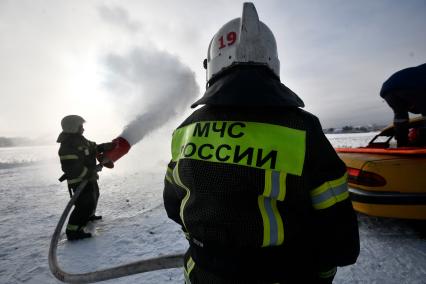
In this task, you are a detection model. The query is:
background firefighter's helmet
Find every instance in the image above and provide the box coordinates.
[205,2,280,83]
[60,115,86,133]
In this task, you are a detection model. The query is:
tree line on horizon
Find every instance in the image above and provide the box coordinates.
[0,137,44,147]
[323,124,387,134]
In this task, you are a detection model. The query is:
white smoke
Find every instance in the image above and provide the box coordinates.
[103,47,200,145]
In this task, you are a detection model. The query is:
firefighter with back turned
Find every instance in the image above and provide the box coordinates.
[163,3,359,283]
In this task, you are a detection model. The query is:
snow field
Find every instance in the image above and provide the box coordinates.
[0,133,425,283]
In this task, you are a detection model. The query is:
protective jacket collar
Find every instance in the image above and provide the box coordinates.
[191,65,304,108]
[56,132,82,143]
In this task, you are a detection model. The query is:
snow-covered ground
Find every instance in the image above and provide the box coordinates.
[1,133,425,283]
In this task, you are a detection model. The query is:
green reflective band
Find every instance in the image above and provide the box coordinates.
[67,167,88,185]
[311,173,349,210]
[172,121,306,175]
[258,195,284,247]
[319,267,337,278]
[60,154,79,160]
[173,162,190,231]
[66,224,79,231]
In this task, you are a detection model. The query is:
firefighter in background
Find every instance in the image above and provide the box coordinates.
[163,3,359,283]
[380,63,426,147]
[57,115,115,241]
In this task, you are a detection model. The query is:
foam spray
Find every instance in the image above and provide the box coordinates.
[100,47,200,167]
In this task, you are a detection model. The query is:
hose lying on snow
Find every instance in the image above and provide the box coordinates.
[48,179,184,283]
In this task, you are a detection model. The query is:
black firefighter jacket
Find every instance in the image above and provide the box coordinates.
[163,66,360,282]
[57,133,113,188]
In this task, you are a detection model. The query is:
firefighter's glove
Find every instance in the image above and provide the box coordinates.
[99,155,114,168]
[97,142,116,153]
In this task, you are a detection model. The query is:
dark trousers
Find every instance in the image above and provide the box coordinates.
[68,181,100,229]
[183,248,334,284]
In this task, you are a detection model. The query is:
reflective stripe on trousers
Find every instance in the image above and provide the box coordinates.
[66,224,79,231]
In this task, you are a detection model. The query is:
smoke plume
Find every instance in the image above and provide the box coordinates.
[104,47,200,145]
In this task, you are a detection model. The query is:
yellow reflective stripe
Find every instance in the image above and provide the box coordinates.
[319,267,337,278]
[66,224,79,231]
[258,196,284,247]
[166,167,175,184]
[186,257,195,275]
[314,191,349,210]
[173,161,190,231]
[184,231,190,240]
[264,170,272,197]
[167,167,173,175]
[271,198,284,245]
[183,256,195,284]
[60,154,79,160]
[68,178,82,185]
[183,270,191,284]
[311,173,347,196]
[263,170,286,201]
[165,174,173,184]
[259,169,286,247]
[278,171,286,201]
[67,167,88,185]
[258,196,270,247]
[311,173,349,210]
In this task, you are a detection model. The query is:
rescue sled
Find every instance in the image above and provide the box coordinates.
[335,117,426,220]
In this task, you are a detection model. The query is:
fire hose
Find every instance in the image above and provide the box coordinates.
[49,137,184,283]
[48,178,184,283]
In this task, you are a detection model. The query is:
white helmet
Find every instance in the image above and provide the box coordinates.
[61,115,86,133]
[205,2,280,83]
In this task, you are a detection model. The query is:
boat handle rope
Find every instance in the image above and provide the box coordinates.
[48,179,184,283]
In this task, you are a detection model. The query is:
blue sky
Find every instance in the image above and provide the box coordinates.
[0,0,425,139]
